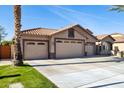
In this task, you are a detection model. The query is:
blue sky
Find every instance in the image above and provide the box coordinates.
[1,5,124,40]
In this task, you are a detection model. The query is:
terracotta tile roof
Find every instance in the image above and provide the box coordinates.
[21,24,80,36]
[111,36,124,43]
[21,27,57,36]
[51,24,82,35]
[96,34,109,40]
[110,33,124,43]
[21,24,96,40]
[58,24,78,32]
[96,34,115,41]
[85,29,93,34]
[111,33,124,35]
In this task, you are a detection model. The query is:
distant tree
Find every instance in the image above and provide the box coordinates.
[0,25,7,44]
[110,5,124,12]
[1,40,14,46]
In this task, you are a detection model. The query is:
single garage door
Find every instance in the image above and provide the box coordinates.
[55,39,84,58]
[85,43,95,56]
[24,40,48,60]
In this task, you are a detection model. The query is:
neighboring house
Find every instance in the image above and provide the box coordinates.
[111,33,124,52]
[20,24,97,60]
[96,34,115,55]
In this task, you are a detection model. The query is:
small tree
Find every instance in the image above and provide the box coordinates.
[0,26,7,44]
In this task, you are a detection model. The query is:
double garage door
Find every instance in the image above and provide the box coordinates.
[55,39,85,58]
[24,40,48,60]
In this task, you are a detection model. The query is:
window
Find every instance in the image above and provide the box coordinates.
[37,43,45,45]
[56,40,63,43]
[77,41,82,44]
[64,41,69,43]
[71,41,76,43]
[68,28,75,38]
[27,42,35,45]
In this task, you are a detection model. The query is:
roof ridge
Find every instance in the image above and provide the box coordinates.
[21,27,41,32]
[21,27,57,33]
[40,27,57,31]
[111,33,124,35]
[58,23,78,31]
[96,34,109,36]
[85,28,93,34]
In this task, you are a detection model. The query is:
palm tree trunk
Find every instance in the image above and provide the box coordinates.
[13,5,23,66]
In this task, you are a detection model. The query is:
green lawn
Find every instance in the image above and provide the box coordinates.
[0,64,57,88]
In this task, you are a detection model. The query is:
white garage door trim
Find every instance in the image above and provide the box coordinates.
[55,38,85,58]
[23,39,49,60]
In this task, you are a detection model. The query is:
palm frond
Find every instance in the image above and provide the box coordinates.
[109,5,124,12]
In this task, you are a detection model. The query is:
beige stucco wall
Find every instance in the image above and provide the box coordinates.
[53,29,84,39]
[50,29,86,53]
[74,26,97,43]
[111,34,124,52]
[113,43,124,51]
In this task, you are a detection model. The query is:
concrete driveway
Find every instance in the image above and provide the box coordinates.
[26,56,124,88]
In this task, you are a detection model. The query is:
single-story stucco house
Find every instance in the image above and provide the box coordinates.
[96,34,115,55]
[19,24,97,60]
[110,33,124,52]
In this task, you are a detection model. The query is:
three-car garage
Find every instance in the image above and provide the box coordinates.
[21,24,97,60]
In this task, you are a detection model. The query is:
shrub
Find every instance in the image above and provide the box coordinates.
[1,40,14,46]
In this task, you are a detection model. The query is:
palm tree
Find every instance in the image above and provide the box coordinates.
[13,5,23,66]
[110,5,124,12]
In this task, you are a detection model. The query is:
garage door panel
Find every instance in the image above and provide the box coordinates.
[85,44,95,56]
[56,39,84,58]
[24,41,48,60]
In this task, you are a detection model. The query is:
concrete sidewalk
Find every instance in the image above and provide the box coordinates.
[0,60,12,66]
